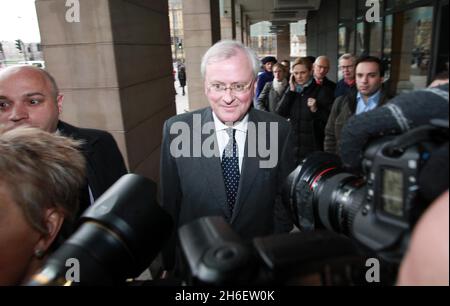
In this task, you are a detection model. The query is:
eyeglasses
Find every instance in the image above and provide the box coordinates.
[207,80,254,94]
[340,65,354,70]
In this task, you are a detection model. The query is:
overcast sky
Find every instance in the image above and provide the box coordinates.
[0,0,41,42]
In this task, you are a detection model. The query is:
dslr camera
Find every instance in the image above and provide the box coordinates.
[285,120,449,263]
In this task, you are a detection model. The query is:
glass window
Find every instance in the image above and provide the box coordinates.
[356,22,366,56]
[383,14,393,81]
[349,26,356,55]
[340,0,355,22]
[338,22,356,56]
[369,19,383,57]
[390,6,434,94]
[386,0,420,10]
[357,0,367,17]
[338,27,347,56]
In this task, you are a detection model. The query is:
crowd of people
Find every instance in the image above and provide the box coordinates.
[0,39,448,286]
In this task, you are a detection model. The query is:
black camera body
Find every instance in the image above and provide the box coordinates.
[285,122,448,263]
[177,122,448,286]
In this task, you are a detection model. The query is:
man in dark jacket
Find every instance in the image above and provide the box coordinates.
[160,41,296,276]
[276,57,333,162]
[313,56,336,93]
[255,56,277,99]
[256,63,289,112]
[324,56,389,154]
[0,65,128,216]
[335,53,356,98]
[178,65,187,96]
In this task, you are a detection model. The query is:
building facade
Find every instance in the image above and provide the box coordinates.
[0,40,43,67]
[307,0,448,94]
[28,0,447,181]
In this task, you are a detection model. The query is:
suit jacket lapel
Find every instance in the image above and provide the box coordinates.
[231,109,259,223]
[199,108,231,220]
[58,121,101,200]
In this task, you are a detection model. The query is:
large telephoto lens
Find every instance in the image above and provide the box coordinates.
[285,152,366,236]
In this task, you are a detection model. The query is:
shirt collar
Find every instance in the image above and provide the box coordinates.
[357,89,382,106]
[344,79,355,86]
[296,77,313,93]
[212,111,249,133]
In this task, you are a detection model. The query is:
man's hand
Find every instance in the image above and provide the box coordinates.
[307,98,317,112]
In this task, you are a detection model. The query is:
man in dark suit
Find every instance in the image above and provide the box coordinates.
[313,56,336,93]
[335,53,356,98]
[0,65,127,216]
[56,120,128,215]
[160,40,296,275]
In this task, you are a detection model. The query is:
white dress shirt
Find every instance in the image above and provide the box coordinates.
[212,111,248,173]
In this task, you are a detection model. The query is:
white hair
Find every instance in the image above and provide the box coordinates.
[314,56,330,65]
[200,40,260,79]
[339,53,356,64]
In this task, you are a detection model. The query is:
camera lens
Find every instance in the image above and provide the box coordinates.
[317,173,366,235]
[286,152,366,236]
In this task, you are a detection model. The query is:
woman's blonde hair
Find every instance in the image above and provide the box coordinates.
[0,127,85,234]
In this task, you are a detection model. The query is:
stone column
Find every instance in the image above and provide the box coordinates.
[395,12,415,93]
[242,14,249,45]
[182,0,221,110]
[276,29,291,62]
[234,3,242,42]
[220,0,234,40]
[306,0,338,81]
[35,0,175,182]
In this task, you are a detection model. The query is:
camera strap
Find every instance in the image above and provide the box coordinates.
[421,87,449,102]
[384,124,447,156]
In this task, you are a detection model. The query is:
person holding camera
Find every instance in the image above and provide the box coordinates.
[339,79,448,285]
[0,127,85,285]
[324,56,390,155]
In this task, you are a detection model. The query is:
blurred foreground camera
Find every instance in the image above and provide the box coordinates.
[284,122,448,263]
[179,216,369,285]
[27,174,173,286]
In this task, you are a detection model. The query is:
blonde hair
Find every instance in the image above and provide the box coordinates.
[272,63,287,75]
[0,127,85,234]
[292,57,313,71]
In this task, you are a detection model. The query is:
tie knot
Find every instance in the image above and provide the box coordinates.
[223,128,237,159]
[226,128,235,139]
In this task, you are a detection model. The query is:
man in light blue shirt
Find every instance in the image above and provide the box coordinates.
[356,88,382,114]
[324,56,389,154]
[355,57,384,115]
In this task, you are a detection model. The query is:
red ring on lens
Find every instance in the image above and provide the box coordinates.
[310,167,337,190]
